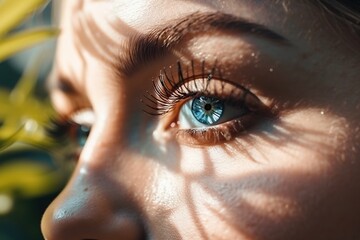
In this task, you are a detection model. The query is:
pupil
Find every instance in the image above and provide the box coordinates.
[191,96,224,125]
[204,104,212,111]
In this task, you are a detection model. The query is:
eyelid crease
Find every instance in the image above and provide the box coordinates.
[49,74,78,95]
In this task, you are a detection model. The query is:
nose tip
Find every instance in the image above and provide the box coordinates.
[42,210,144,240]
[41,183,146,240]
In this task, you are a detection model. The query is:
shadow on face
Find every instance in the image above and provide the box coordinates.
[43,0,360,239]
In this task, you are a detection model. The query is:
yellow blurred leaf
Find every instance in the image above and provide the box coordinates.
[0,54,60,149]
[0,161,65,198]
[0,127,23,151]
[0,27,59,62]
[0,0,49,37]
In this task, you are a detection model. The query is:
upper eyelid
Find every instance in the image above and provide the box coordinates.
[47,66,96,113]
[142,60,259,116]
[47,71,78,96]
[159,60,251,95]
[56,78,78,95]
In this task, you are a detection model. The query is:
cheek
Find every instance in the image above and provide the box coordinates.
[156,108,354,238]
[152,152,330,239]
[166,151,336,239]
[184,170,331,239]
[178,108,347,178]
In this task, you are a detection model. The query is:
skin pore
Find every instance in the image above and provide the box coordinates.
[42,0,360,239]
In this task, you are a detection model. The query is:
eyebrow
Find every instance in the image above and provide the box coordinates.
[116,11,289,77]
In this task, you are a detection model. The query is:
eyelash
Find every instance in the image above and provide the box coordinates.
[47,62,274,147]
[142,60,252,115]
[46,116,91,155]
[142,60,274,145]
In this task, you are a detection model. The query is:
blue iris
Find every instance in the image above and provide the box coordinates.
[76,125,91,147]
[191,96,224,125]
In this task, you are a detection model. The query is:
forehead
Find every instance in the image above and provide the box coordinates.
[52,0,359,114]
[54,1,355,91]
[58,0,357,55]
[59,0,310,30]
[57,0,355,76]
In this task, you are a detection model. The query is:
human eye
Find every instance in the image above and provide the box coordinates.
[46,109,94,157]
[142,60,276,146]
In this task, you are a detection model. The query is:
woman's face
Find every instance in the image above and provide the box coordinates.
[42,0,360,239]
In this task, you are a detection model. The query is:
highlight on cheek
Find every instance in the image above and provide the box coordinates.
[142,60,276,146]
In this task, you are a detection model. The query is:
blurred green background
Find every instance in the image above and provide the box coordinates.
[0,1,71,239]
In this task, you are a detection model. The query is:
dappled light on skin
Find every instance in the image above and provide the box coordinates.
[144,105,352,239]
[42,0,360,239]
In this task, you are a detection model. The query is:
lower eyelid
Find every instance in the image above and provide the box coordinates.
[174,113,264,146]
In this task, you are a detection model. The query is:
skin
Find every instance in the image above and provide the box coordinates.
[42,0,360,239]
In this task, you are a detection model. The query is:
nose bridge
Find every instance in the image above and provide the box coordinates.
[41,87,151,239]
[41,159,146,240]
